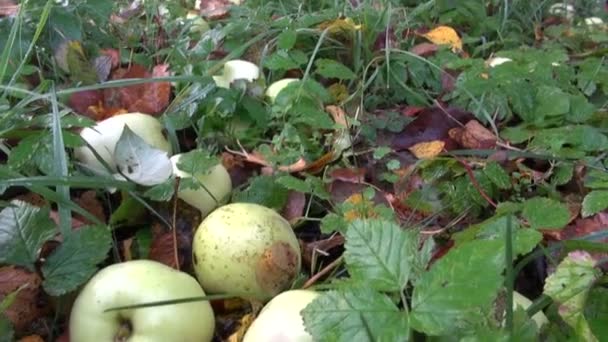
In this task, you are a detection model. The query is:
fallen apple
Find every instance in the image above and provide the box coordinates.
[74,113,172,174]
[511,291,549,329]
[265,78,299,103]
[192,203,301,301]
[69,260,215,342]
[212,60,260,89]
[170,153,232,218]
[243,290,319,342]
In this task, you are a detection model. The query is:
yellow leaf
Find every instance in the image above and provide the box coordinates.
[409,140,445,159]
[343,193,377,222]
[226,313,255,342]
[317,17,362,34]
[422,26,463,52]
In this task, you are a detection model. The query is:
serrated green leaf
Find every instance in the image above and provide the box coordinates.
[276,175,310,193]
[544,251,601,340]
[302,289,410,342]
[233,175,289,210]
[552,164,574,186]
[42,225,112,296]
[142,178,176,202]
[483,162,511,189]
[0,201,56,271]
[584,169,608,189]
[410,239,505,336]
[533,86,570,119]
[373,146,391,159]
[584,287,608,340]
[344,219,417,291]
[582,190,608,218]
[320,213,347,234]
[277,29,297,50]
[175,149,219,176]
[522,197,569,229]
[314,58,356,80]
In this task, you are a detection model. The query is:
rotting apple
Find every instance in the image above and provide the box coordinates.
[212,60,260,89]
[265,78,299,103]
[192,203,301,302]
[242,290,319,342]
[74,113,172,174]
[69,260,215,342]
[170,153,232,218]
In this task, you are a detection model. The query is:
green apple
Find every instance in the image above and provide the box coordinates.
[170,153,232,218]
[69,260,215,342]
[243,290,319,342]
[192,203,301,301]
[74,113,172,174]
[212,60,260,89]
[265,78,299,103]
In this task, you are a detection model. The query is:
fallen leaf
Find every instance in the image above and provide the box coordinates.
[148,230,191,270]
[0,267,49,333]
[448,120,497,149]
[68,89,104,117]
[199,0,233,20]
[0,0,18,17]
[329,168,366,183]
[421,26,463,52]
[317,17,363,34]
[543,212,608,242]
[343,193,378,222]
[301,235,345,267]
[410,42,439,57]
[409,140,445,159]
[74,191,105,224]
[226,313,255,342]
[281,191,306,225]
[391,106,474,151]
[18,335,44,342]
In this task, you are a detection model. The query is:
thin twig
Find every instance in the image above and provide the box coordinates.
[302,256,343,289]
[451,153,498,208]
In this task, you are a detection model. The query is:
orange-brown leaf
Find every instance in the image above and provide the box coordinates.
[0,267,49,333]
[409,140,445,159]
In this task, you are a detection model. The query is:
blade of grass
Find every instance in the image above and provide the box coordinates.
[504,214,514,338]
[103,294,234,312]
[50,84,71,237]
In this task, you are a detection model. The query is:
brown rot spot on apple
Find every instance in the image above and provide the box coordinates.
[115,317,133,341]
[255,242,299,297]
[193,253,198,265]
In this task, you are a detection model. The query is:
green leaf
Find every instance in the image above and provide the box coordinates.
[277,29,297,50]
[584,169,608,189]
[276,175,310,193]
[175,149,219,176]
[544,251,601,340]
[314,59,356,80]
[584,287,608,340]
[522,197,569,229]
[302,289,410,342]
[114,126,173,186]
[320,213,347,234]
[344,219,417,291]
[0,201,56,271]
[233,175,289,210]
[143,178,176,202]
[41,225,112,296]
[533,86,570,119]
[410,239,505,336]
[483,162,511,189]
[582,190,608,218]
[551,164,573,186]
[0,317,13,342]
[373,146,391,160]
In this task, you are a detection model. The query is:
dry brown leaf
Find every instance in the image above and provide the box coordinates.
[199,0,232,20]
[226,313,255,342]
[448,120,497,149]
[330,168,365,183]
[0,267,49,333]
[281,191,306,225]
[74,191,105,224]
[409,140,445,159]
[421,26,463,52]
[0,0,18,17]
[18,335,44,342]
[410,42,439,57]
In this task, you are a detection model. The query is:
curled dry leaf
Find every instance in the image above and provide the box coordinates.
[0,267,49,333]
[281,191,306,225]
[409,140,445,159]
[448,120,497,149]
[420,25,463,52]
[329,168,366,183]
[199,0,233,20]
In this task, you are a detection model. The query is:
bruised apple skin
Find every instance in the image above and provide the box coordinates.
[170,153,232,218]
[192,203,301,301]
[243,290,319,342]
[74,113,172,173]
[69,260,215,342]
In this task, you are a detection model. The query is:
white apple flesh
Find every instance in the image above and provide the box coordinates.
[69,260,215,342]
[192,203,301,301]
[170,153,232,218]
[74,113,172,174]
[243,290,319,342]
